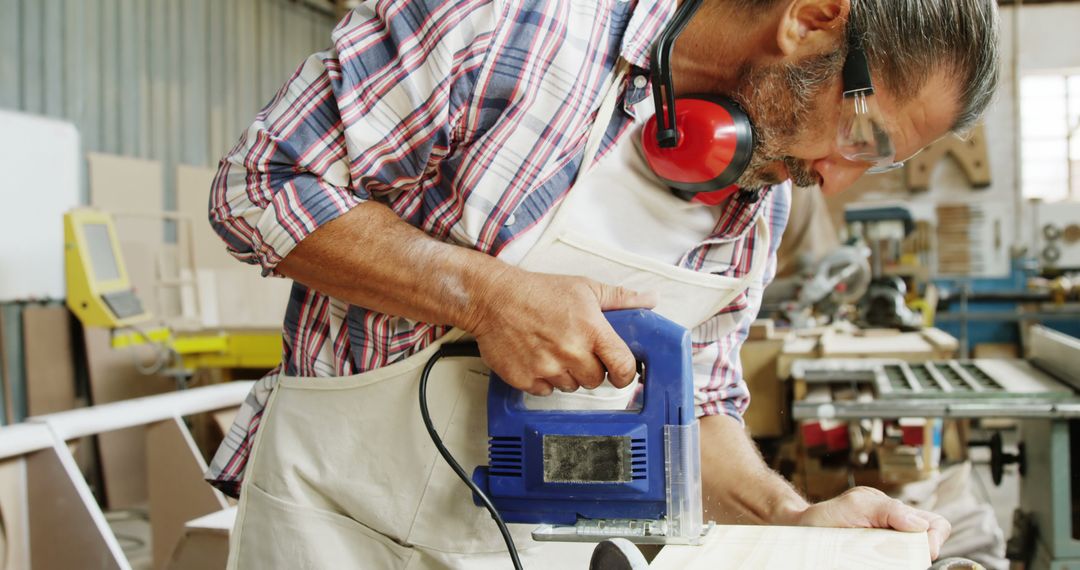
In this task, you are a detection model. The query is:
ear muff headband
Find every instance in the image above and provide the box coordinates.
[643,0,755,196]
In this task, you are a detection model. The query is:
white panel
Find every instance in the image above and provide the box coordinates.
[0,111,81,300]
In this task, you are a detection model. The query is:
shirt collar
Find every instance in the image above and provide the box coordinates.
[620,0,676,69]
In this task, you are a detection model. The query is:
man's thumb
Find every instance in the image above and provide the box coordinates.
[594,283,658,311]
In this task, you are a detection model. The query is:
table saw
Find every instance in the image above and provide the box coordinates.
[790,325,1080,569]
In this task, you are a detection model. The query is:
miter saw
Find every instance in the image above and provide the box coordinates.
[780,244,873,328]
[419,310,709,569]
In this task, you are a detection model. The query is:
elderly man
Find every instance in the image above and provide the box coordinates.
[207,0,999,567]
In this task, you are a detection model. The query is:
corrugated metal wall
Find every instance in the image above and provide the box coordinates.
[0,0,337,202]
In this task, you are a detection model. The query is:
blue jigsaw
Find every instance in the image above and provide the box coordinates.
[471,309,709,544]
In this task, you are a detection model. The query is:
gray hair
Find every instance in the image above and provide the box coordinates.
[849,0,1000,132]
[727,0,1001,132]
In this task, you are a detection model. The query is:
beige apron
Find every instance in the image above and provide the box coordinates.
[228,61,770,570]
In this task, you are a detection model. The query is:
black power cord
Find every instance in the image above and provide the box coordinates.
[418,342,523,570]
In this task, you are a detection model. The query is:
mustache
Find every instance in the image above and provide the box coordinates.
[732,155,817,191]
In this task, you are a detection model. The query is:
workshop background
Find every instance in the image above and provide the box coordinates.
[0,0,1078,569]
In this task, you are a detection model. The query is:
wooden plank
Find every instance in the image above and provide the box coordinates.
[211,408,237,437]
[27,444,129,570]
[906,126,991,192]
[86,152,167,314]
[167,508,234,570]
[650,525,930,570]
[972,343,1019,359]
[176,165,236,271]
[147,417,227,570]
[82,326,173,509]
[197,268,291,329]
[740,338,786,438]
[21,305,78,416]
[0,458,31,569]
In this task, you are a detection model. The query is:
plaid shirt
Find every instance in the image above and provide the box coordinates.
[206,0,791,497]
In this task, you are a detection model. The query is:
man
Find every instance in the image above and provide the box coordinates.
[207,0,999,567]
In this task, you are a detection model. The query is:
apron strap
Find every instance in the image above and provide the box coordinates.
[578,58,631,179]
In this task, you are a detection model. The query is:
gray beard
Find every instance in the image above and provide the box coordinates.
[730,50,844,190]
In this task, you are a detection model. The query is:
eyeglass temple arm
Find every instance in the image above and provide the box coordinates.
[842,18,874,97]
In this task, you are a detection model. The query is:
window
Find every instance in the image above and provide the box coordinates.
[1021,72,1080,202]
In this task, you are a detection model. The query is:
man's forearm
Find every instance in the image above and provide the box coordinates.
[700,414,808,525]
[276,201,511,332]
[272,199,654,394]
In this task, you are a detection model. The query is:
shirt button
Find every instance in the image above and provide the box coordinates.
[505,213,517,226]
[633,75,648,89]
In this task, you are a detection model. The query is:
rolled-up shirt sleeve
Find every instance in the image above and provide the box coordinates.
[692,184,791,422]
[209,0,498,274]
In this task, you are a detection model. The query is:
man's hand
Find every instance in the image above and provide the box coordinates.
[778,487,951,560]
[464,266,656,396]
[700,416,950,560]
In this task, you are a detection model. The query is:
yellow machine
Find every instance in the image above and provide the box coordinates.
[64,208,280,371]
[64,208,152,328]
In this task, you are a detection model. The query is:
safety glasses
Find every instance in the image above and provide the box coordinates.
[836,23,905,174]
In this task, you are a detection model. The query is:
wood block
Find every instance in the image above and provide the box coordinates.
[167,508,235,570]
[0,458,31,570]
[921,328,959,359]
[176,165,236,272]
[905,125,991,192]
[27,445,126,569]
[83,326,174,509]
[972,343,1019,359]
[87,153,166,317]
[21,305,78,416]
[148,417,228,570]
[195,268,291,329]
[747,319,775,342]
[651,525,931,570]
[740,338,787,438]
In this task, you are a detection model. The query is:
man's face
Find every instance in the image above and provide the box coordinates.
[730,54,962,195]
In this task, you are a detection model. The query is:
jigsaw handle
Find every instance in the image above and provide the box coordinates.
[488,309,695,426]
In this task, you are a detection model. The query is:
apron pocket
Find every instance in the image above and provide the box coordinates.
[234,483,415,569]
[520,230,748,329]
[554,230,744,289]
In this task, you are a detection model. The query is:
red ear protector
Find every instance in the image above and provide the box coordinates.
[642,0,755,204]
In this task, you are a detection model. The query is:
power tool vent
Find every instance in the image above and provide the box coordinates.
[631,438,647,481]
[488,436,523,477]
